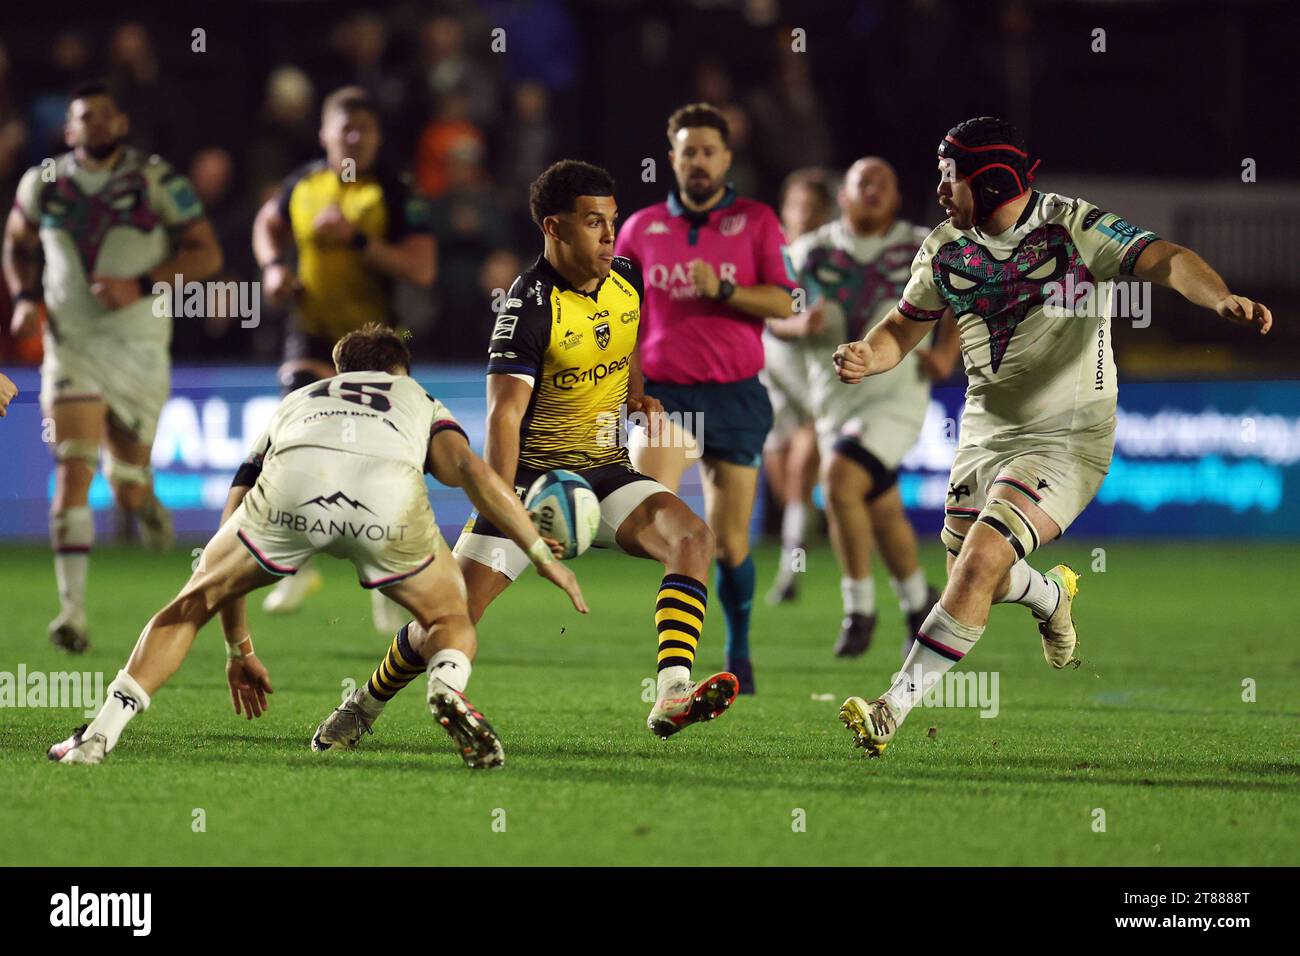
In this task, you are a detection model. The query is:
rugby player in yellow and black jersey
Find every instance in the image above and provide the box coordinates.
[317,161,740,744]
[253,86,435,393]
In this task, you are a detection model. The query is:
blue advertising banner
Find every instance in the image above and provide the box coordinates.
[2,366,1297,540]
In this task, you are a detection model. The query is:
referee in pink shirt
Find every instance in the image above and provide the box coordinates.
[616,103,796,694]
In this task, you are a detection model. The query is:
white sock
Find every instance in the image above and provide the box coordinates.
[889,568,930,614]
[998,560,1061,619]
[353,684,387,718]
[428,648,472,693]
[51,506,93,615]
[658,665,690,695]
[841,576,876,616]
[882,603,983,724]
[780,501,806,551]
[87,669,152,752]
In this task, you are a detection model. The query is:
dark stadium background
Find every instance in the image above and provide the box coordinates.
[0,0,1296,540]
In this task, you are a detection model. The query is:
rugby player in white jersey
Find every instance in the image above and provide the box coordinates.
[833,117,1273,757]
[3,81,222,653]
[760,167,836,606]
[773,157,958,660]
[46,324,586,768]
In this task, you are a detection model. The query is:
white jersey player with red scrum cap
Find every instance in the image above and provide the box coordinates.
[832,116,1273,758]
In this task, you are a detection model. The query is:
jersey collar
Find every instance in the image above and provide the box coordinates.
[534,253,605,300]
[667,183,738,245]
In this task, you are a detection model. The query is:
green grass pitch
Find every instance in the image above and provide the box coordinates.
[0,538,1296,866]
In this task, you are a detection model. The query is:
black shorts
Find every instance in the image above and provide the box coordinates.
[644,375,773,468]
[832,436,900,502]
[283,325,337,365]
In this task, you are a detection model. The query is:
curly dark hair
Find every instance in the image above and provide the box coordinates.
[666,102,730,146]
[528,159,616,229]
[332,322,412,374]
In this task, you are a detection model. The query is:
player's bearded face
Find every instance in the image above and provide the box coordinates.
[671,128,731,205]
[67,97,126,161]
[937,160,975,230]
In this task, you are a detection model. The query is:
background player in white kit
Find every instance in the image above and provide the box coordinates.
[47,324,586,768]
[3,81,222,653]
[834,117,1274,757]
[760,167,836,605]
[775,157,958,659]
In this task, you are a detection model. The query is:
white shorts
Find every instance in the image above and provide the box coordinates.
[40,332,170,444]
[944,422,1116,535]
[235,448,441,588]
[760,334,814,451]
[810,351,930,469]
[453,461,669,581]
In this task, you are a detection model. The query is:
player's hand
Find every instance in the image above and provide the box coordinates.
[90,275,147,311]
[626,393,665,440]
[535,559,588,615]
[833,341,872,384]
[0,372,17,417]
[1216,294,1273,334]
[9,299,41,339]
[689,259,720,299]
[800,302,826,338]
[312,204,356,244]
[262,263,302,307]
[227,653,275,719]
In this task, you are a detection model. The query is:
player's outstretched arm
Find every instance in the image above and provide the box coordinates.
[3,206,44,338]
[1133,239,1272,334]
[427,429,588,614]
[214,484,254,646]
[834,306,935,384]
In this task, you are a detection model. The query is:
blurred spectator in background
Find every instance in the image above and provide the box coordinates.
[24,31,91,164]
[494,81,556,245]
[106,22,187,157]
[415,90,484,199]
[248,66,318,200]
[326,12,408,149]
[693,58,759,198]
[170,147,261,358]
[428,136,514,360]
[747,29,834,195]
[410,14,498,128]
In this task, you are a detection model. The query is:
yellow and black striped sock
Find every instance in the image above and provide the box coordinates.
[365,624,426,702]
[656,573,707,674]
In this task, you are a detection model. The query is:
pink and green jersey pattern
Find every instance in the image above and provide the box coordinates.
[614,187,795,385]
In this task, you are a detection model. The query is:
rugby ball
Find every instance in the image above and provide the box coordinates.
[524,470,600,560]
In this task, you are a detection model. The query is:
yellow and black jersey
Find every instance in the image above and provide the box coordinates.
[276,160,431,342]
[486,254,642,470]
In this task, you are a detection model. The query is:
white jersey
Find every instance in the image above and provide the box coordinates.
[13,147,204,343]
[899,191,1157,448]
[245,372,463,476]
[790,218,932,463]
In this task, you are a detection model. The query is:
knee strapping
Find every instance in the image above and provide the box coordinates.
[976,497,1040,561]
[105,456,152,487]
[941,520,967,557]
[54,439,100,466]
[50,505,94,550]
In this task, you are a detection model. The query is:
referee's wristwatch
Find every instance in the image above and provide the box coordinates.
[714,279,735,302]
